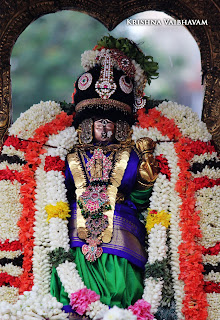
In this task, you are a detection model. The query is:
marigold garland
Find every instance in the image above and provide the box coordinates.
[45,201,71,222]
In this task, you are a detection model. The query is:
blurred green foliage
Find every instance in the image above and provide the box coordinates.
[11,11,108,120]
[11,10,187,121]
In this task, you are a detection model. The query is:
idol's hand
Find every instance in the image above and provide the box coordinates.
[135,137,159,189]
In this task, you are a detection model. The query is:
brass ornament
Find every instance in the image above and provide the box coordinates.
[78,119,93,144]
[115,120,131,142]
[135,137,159,190]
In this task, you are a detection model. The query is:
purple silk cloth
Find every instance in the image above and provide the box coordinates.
[66,149,147,269]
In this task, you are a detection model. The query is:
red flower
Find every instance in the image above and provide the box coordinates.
[149,210,157,215]
[0,273,21,287]
[137,108,182,140]
[204,281,220,293]
[0,240,22,251]
[0,167,24,183]
[156,155,171,180]
[44,156,65,172]
[174,138,208,320]
[202,242,220,255]
[193,177,220,191]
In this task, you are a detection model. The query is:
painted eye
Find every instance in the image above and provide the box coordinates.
[119,75,133,94]
[78,73,93,90]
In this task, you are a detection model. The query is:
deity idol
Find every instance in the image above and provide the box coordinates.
[50,36,160,316]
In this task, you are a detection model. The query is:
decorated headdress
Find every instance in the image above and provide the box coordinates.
[72,35,158,128]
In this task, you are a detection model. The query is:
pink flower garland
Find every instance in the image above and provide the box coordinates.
[128,299,154,320]
[70,288,100,315]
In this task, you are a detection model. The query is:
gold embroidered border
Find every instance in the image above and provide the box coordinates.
[103,148,131,243]
[67,152,87,238]
[75,98,132,114]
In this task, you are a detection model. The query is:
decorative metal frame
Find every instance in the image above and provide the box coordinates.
[0,0,219,149]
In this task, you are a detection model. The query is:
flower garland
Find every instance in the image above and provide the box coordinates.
[0,100,219,320]
[0,101,75,318]
[0,154,24,306]
[188,141,219,320]
[141,141,184,319]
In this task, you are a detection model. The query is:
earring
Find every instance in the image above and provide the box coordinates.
[78,119,93,144]
[115,120,130,142]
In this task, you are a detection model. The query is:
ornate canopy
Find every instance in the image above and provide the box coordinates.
[0,0,219,149]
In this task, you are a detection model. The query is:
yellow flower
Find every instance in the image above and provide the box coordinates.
[146,209,171,233]
[45,201,71,222]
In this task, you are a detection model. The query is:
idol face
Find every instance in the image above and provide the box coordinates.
[93,119,115,143]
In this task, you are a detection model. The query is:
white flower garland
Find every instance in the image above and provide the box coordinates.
[0,264,23,277]
[142,278,164,314]
[157,101,212,141]
[32,161,51,296]
[1,145,25,160]
[147,224,168,264]
[0,287,19,305]
[0,251,22,259]
[190,152,219,165]
[202,253,220,266]
[0,162,23,172]
[206,293,220,320]
[48,218,69,252]
[0,287,68,320]
[8,101,62,140]
[141,139,184,318]
[132,126,170,143]
[191,167,220,179]
[159,143,184,320]
[204,271,220,283]
[0,180,23,242]
[196,185,220,248]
